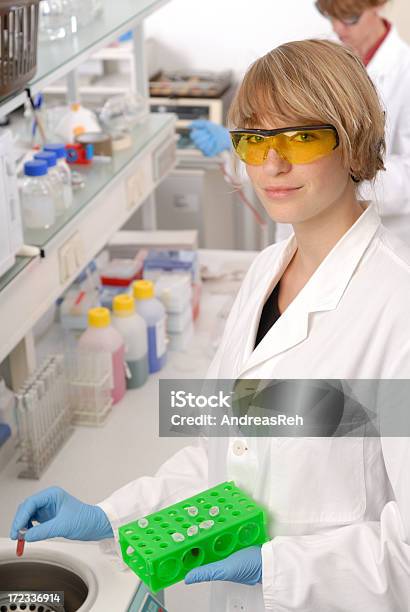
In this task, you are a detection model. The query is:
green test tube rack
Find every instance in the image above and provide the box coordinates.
[119,481,269,593]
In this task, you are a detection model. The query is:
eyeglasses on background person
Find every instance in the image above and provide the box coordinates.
[315,0,361,25]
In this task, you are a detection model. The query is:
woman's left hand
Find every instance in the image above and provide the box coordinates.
[184,546,262,585]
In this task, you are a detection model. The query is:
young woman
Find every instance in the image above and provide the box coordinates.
[11,40,410,611]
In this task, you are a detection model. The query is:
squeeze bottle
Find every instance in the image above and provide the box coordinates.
[112,294,149,389]
[78,307,126,404]
[133,280,167,373]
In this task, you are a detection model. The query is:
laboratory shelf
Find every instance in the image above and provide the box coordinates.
[0,0,174,395]
[43,74,129,97]
[31,0,169,95]
[0,113,174,297]
[0,112,176,365]
[0,91,27,118]
[0,257,33,294]
[0,0,170,113]
[24,113,174,250]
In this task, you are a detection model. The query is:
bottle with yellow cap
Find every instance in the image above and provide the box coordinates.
[133,280,167,373]
[112,294,149,389]
[78,307,126,404]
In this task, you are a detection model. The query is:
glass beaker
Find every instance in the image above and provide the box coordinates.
[39,0,72,42]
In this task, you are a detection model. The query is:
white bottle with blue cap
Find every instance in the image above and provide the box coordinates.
[133,280,167,373]
[43,144,73,210]
[34,151,65,216]
[21,160,55,229]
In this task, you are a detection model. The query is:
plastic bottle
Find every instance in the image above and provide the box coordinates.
[34,151,65,216]
[133,280,167,373]
[112,295,149,389]
[43,144,73,210]
[78,307,126,404]
[21,160,56,230]
[55,103,101,143]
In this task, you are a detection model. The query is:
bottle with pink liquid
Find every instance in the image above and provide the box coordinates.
[78,307,126,404]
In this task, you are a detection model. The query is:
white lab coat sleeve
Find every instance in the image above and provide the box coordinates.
[360,76,410,218]
[97,438,209,537]
[97,249,265,543]
[261,348,410,612]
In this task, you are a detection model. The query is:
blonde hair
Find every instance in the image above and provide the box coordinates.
[228,39,385,182]
[317,0,387,20]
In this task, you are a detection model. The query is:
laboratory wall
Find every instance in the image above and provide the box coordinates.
[385,0,410,41]
[146,0,332,79]
[146,0,410,77]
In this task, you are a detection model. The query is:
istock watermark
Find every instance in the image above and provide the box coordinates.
[159,379,410,438]
[170,412,304,427]
[170,390,233,409]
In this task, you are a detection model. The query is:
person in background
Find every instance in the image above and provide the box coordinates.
[191,0,410,244]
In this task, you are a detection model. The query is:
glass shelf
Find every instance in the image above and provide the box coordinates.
[0,257,32,293]
[23,113,174,248]
[0,90,27,117]
[32,0,166,92]
[0,0,168,111]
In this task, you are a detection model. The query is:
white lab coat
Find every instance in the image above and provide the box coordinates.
[276,26,410,245]
[99,204,410,611]
[362,26,410,245]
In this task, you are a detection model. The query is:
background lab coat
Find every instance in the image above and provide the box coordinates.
[276,26,410,245]
[98,205,410,611]
[362,26,410,244]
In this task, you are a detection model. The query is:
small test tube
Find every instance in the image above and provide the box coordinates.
[16,394,27,448]
[16,528,28,557]
[44,368,55,434]
[34,384,45,446]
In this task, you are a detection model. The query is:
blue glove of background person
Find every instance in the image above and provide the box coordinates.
[185,546,262,586]
[190,120,231,157]
[10,486,113,542]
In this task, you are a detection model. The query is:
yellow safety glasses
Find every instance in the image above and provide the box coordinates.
[230,125,339,166]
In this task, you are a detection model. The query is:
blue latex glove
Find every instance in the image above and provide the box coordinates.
[190,119,231,157]
[10,486,113,542]
[185,546,262,586]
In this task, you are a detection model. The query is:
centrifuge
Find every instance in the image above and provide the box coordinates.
[0,538,166,612]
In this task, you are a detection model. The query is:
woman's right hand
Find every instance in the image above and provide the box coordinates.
[10,486,114,542]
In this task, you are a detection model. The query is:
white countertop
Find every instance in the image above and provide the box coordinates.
[0,248,257,612]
